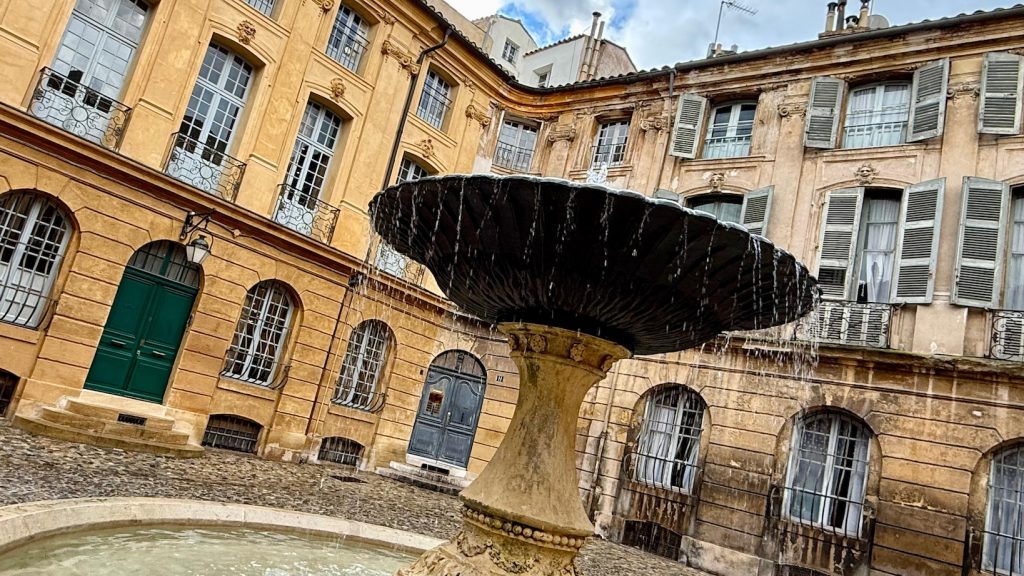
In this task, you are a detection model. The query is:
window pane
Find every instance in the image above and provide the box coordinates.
[843,83,910,149]
[334,320,392,409]
[633,387,705,493]
[985,445,1024,572]
[0,193,71,327]
[1006,193,1024,311]
[857,196,900,304]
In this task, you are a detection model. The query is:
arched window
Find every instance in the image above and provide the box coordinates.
[984,444,1024,572]
[0,191,72,327]
[333,320,393,410]
[785,412,871,536]
[222,281,295,386]
[202,414,261,453]
[633,386,706,493]
[318,436,364,466]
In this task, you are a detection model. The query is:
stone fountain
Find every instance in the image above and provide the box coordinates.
[369,174,818,576]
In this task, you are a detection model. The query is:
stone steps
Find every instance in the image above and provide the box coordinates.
[375,462,471,496]
[13,415,203,458]
[37,407,192,445]
[61,397,176,431]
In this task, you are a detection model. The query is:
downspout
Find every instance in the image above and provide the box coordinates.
[382,27,453,190]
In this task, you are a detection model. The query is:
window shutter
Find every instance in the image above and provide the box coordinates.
[740,185,774,237]
[804,77,846,149]
[670,93,707,159]
[891,178,945,304]
[816,188,864,300]
[979,52,1024,135]
[907,59,949,142]
[952,177,1010,308]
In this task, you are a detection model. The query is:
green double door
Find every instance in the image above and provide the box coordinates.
[85,266,197,403]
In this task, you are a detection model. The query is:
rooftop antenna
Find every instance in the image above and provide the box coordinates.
[713,0,758,49]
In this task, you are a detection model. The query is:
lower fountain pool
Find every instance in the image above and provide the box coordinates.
[0,525,416,575]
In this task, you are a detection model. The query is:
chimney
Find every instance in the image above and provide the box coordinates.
[586,19,606,80]
[836,0,847,31]
[580,11,601,81]
[845,15,859,28]
[825,2,838,34]
[858,0,871,28]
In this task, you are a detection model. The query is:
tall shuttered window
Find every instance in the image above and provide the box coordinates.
[1007,190,1024,311]
[703,102,755,159]
[222,281,294,386]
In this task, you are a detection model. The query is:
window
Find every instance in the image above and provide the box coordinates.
[537,71,549,88]
[502,39,519,64]
[494,120,537,172]
[854,192,901,303]
[245,0,274,16]
[0,370,16,417]
[222,281,294,386]
[984,444,1024,573]
[632,386,705,493]
[275,101,342,237]
[592,120,629,167]
[842,83,911,149]
[622,520,682,561]
[202,414,261,453]
[1007,190,1024,311]
[703,102,755,159]
[416,70,452,130]
[688,194,742,224]
[318,437,364,466]
[397,156,429,184]
[785,412,870,536]
[326,4,369,72]
[334,320,393,410]
[0,192,72,328]
[171,43,254,195]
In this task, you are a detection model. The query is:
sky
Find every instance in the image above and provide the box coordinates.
[444,0,1013,70]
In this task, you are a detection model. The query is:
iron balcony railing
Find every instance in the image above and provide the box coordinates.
[28,68,132,151]
[375,242,425,284]
[493,141,535,172]
[626,448,701,495]
[797,300,893,349]
[702,134,752,159]
[842,120,907,149]
[991,310,1024,362]
[273,184,341,244]
[165,132,246,201]
[326,25,369,72]
[331,381,387,413]
[591,143,627,167]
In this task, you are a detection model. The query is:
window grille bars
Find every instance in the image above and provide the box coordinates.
[273,184,341,243]
[493,141,535,172]
[983,445,1024,574]
[416,72,451,130]
[631,387,705,494]
[221,282,294,386]
[992,310,1024,362]
[326,5,369,72]
[333,320,392,410]
[166,132,247,201]
[202,414,261,453]
[29,68,132,150]
[318,436,364,466]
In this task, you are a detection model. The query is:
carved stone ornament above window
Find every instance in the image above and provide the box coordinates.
[546,124,577,143]
[236,20,256,45]
[947,82,980,101]
[708,172,726,192]
[416,138,435,158]
[375,9,397,25]
[329,78,346,103]
[465,103,491,128]
[308,0,333,12]
[381,39,419,75]
[854,162,879,185]
[777,102,808,119]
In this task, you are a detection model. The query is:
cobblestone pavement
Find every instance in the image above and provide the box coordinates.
[0,422,707,575]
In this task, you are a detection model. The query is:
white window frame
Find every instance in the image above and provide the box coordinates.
[222,281,294,386]
[275,101,342,236]
[687,193,743,224]
[784,413,871,537]
[502,39,519,64]
[853,191,902,304]
[592,120,630,167]
[397,156,429,184]
[632,386,705,494]
[537,71,550,88]
[326,3,369,72]
[334,320,392,409]
[416,70,452,131]
[494,119,538,172]
[1006,189,1024,311]
[245,0,275,17]
[702,101,755,159]
[984,444,1024,573]
[842,81,912,149]
[0,192,72,328]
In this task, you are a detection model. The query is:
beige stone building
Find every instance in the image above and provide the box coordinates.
[0,0,1023,575]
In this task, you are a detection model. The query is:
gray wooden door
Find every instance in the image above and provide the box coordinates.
[408,351,486,469]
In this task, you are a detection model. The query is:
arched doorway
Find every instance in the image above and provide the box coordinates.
[84,241,200,403]
[408,350,486,470]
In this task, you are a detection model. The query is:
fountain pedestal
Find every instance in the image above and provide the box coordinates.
[398,323,629,576]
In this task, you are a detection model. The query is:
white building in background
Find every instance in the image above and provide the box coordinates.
[473,14,538,79]
[521,13,637,87]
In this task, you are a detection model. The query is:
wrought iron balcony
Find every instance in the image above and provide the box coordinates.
[165,132,246,201]
[991,310,1024,362]
[273,184,340,244]
[493,141,535,172]
[797,301,893,349]
[591,143,627,167]
[842,120,907,149]
[331,381,387,413]
[375,241,425,284]
[28,68,132,151]
[702,134,752,159]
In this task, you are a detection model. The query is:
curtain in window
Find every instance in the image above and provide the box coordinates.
[1007,194,1024,311]
[985,445,1024,573]
[633,387,704,493]
[334,320,392,408]
[859,197,900,303]
[844,84,910,149]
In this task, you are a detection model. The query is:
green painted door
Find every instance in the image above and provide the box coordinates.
[85,242,200,403]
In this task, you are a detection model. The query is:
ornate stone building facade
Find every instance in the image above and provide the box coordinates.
[0,1,1023,575]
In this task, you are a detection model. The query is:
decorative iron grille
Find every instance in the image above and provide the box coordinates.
[332,382,387,413]
[165,132,246,201]
[797,301,893,349]
[375,242,425,283]
[591,143,627,167]
[621,520,682,560]
[273,184,341,243]
[493,141,535,172]
[325,5,369,72]
[0,371,16,417]
[318,436,364,466]
[982,445,1024,574]
[630,386,705,494]
[702,134,752,159]
[991,310,1024,362]
[202,414,261,454]
[28,68,132,151]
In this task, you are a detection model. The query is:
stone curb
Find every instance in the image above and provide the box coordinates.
[0,497,444,556]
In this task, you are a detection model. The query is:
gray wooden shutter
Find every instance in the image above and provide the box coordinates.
[952,177,1010,308]
[907,59,949,142]
[804,77,846,149]
[979,52,1024,135]
[740,186,774,237]
[816,188,864,300]
[891,178,945,304]
[670,93,707,159]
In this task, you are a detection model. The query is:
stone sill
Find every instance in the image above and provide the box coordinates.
[217,377,279,401]
[326,402,379,423]
[0,321,41,345]
[816,142,928,160]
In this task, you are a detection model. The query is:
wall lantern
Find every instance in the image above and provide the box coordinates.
[179,210,215,266]
[185,234,211,266]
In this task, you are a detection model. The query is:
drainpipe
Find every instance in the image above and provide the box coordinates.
[381,27,453,190]
[586,20,606,81]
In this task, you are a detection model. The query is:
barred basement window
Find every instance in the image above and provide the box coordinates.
[984,444,1024,573]
[621,520,682,561]
[0,370,17,417]
[202,414,261,454]
[222,281,294,386]
[0,191,72,328]
[334,320,393,410]
[785,412,870,537]
[633,386,705,493]
[318,437,364,466]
